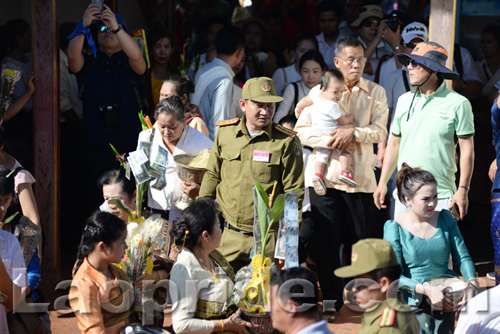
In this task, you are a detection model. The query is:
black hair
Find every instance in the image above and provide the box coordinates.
[0,19,30,59]
[97,168,136,200]
[317,0,344,18]
[215,26,245,56]
[73,211,127,276]
[482,24,500,46]
[164,74,195,101]
[271,267,319,315]
[154,95,185,122]
[366,265,402,283]
[395,162,437,204]
[298,50,327,71]
[0,165,15,197]
[334,36,365,58]
[279,115,297,128]
[147,28,175,61]
[320,68,344,89]
[289,31,319,53]
[60,22,76,51]
[170,198,219,250]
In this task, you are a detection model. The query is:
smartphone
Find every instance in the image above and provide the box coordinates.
[450,204,460,221]
[92,0,103,12]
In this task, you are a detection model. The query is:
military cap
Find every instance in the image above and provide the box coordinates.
[242,77,283,103]
[334,239,399,278]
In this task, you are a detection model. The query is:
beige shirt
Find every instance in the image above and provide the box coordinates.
[295,77,388,193]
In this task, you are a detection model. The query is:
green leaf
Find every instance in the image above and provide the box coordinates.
[108,199,133,221]
[255,180,269,207]
[254,186,268,245]
[268,193,285,224]
[0,212,19,228]
[138,110,149,131]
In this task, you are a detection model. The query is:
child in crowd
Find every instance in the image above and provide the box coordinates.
[70,212,133,334]
[311,69,357,196]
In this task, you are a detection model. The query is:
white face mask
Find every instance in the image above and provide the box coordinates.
[99,198,133,214]
[99,200,112,213]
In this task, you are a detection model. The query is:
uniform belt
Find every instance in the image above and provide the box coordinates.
[223,221,253,235]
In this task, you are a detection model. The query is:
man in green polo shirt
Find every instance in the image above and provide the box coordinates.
[373,41,474,220]
[199,77,304,271]
[335,238,420,333]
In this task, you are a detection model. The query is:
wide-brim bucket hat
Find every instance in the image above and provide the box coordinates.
[396,41,459,80]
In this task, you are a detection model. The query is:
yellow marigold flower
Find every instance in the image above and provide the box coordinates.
[245,282,259,300]
[260,272,271,291]
[247,305,266,314]
[251,255,272,273]
[251,254,264,270]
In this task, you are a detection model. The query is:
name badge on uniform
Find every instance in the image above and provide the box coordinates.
[253,150,270,162]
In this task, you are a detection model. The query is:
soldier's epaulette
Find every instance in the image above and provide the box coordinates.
[378,306,396,327]
[216,118,240,127]
[274,123,296,137]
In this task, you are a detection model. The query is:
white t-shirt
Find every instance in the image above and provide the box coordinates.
[455,284,500,334]
[272,64,302,97]
[0,229,27,287]
[310,89,343,135]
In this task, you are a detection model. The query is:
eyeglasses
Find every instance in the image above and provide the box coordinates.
[361,19,379,28]
[408,59,421,69]
[337,57,367,66]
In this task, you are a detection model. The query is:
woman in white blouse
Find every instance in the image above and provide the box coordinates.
[169,198,256,334]
[137,95,213,221]
[274,50,326,123]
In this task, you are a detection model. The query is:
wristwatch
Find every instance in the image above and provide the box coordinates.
[112,24,123,34]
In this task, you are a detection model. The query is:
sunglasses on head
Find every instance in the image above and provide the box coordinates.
[361,19,379,28]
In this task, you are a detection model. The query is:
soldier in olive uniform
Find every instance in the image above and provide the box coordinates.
[335,239,420,333]
[199,77,304,271]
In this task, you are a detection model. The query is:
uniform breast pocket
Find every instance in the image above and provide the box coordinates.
[221,150,241,179]
[254,153,281,183]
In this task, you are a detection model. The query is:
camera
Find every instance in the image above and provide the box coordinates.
[387,17,400,32]
[98,102,119,135]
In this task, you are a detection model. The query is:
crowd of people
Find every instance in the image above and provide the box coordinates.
[1,0,500,333]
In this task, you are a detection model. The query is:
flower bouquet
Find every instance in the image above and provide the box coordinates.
[108,112,171,304]
[0,64,22,125]
[223,181,298,333]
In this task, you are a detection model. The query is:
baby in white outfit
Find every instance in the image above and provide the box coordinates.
[311,69,357,196]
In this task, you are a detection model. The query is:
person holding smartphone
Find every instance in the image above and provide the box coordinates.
[67,3,146,211]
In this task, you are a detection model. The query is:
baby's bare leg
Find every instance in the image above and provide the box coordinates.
[339,151,351,172]
[315,161,327,176]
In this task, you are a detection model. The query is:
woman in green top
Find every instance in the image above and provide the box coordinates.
[383,163,478,334]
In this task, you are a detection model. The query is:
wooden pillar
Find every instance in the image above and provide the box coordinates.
[428,0,457,82]
[32,0,60,282]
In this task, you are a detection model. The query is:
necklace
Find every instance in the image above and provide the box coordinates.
[197,256,220,283]
[419,223,431,239]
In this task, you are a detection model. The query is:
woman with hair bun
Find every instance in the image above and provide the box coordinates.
[137,95,212,221]
[159,74,209,137]
[169,198,257,334]
[69,211,132,334]
[383,163,477,334]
